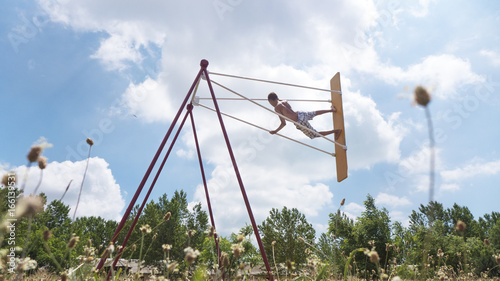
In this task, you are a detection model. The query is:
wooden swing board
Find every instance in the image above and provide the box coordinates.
[330,72,348,182]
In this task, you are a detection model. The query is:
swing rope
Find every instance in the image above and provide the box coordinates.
[208,71,342,93]
[196,97,331,102]
[209,79,347,150]
[194,102,335,157]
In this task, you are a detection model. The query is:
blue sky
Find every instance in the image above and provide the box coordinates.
[1,0,500,237]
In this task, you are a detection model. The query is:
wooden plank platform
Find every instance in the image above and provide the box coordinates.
[330,72,348,182]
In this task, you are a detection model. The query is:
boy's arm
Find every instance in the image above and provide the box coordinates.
[270,116,286,134]
[270,105,286,134]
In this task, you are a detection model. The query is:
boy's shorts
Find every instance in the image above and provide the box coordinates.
[295,111,319,139]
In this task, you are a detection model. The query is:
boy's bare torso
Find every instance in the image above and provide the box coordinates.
[274,100,299,122]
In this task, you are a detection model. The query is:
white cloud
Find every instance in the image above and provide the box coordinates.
[410,0,437,17]
[441,159,500,182]
[375,192,411,207]
[1,157,125,221]
[440,183,460,192]
[480,50,500,67]
[343,202,365,220]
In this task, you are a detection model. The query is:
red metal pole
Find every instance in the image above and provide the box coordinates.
[106,107,192,280]
[201,60,274,281]
[188,106,224,276]
[97,61,206,271]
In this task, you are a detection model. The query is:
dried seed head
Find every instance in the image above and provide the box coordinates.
[271,241,276,246]
[107,243,115,253]
[162,244,172,252]
[184,247,200,265]
[206,226,216,237]
[286,260,295,271]
[237,234,245,242]
[61,272,68,281]
[163,211,171,221]
[187,229,196,237]
[132,244,137,252]
[414,86,431,106]
[369,251,380,263]
[221,252,230,267]
[43,229,52,242]
[27,146,43,163]
[167,261,178,272]
[67,236,80,249]
[87,239,92,248]
[239,263,245,270]
[484,238,491,246]
[340,198,345,206]
[16,195,44,218]
[139,224,152,234]
[495,255,500,265]
[232,243,245,258]
[298,237,305,243]
[2,172,16,186]
[38,156,47,170]
[86,138,94,146]
[456,220,466,233]
[152,233,157,240]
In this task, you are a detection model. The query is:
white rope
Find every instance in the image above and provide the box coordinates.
[196,97,331,103]
[208,71,341,94]
[209,79,347,150]
[194,102,335,157]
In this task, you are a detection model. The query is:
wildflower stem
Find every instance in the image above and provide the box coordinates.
[73,145,92,221]
[33,169,43,195]
[425,106,435,204]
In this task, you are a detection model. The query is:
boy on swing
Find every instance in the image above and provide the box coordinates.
[267,92,342,140]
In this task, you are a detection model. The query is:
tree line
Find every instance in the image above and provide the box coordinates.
[1,187,499,278]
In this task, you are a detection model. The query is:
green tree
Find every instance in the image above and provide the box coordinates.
[259,206,315,266]
[352,194,392,273]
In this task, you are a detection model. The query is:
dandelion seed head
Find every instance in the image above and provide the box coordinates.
[340,198,345,206]
[86,138,94,146]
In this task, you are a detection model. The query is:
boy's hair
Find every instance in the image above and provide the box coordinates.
[268,92,278,101]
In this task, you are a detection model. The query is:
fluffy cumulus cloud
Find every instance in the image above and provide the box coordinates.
[32,0,492,233]
[375,192,411,207]
[441,158,500,184]
[1,157,125,221]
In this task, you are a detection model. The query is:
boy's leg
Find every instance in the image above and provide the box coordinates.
[315,106,337,116]
[318,129,342,140]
